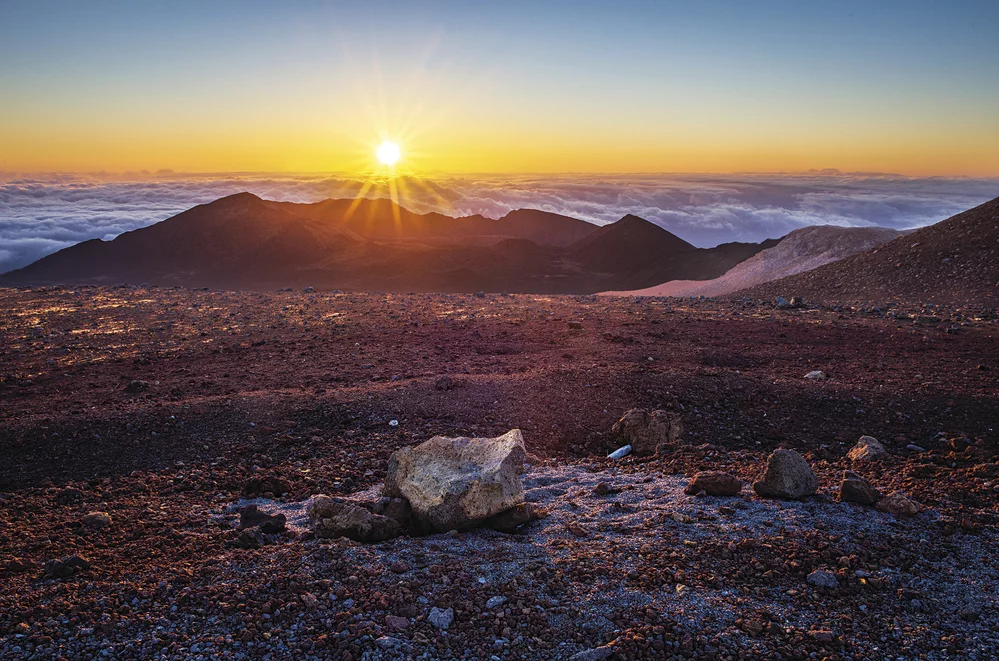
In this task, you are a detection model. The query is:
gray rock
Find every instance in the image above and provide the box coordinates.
[611,408,683,456]
[233,527,265,549]
[847,436,888,462]
[569,647,614,661]
[752,449,819,499]
[384,429,526,532]
[839,470,881,505]
[486,596,507,609]
[428,607,454,630]
[307,495,401,542]
[804,370,825,380]
[807,569,839,589]
[374,636,406,650]
[876,491,920,516]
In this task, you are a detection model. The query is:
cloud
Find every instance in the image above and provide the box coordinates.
[0,171,996,274]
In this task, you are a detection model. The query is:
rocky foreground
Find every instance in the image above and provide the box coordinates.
[1,286,998,660]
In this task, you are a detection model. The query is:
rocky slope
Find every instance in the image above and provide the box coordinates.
[743,196,999,306]
[607,226,900,298]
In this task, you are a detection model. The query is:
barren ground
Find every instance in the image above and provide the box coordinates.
[1,286,997,660]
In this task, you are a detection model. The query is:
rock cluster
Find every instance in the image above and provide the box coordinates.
[611,408,683,456]
[307,496,405,542]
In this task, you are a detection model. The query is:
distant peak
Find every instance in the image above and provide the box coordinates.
[214,191,263,204]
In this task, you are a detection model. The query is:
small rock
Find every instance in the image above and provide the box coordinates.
[611,408,683,456]
[568,321,583,330]
[242,476,290,497]
[54,488,83,505]
[434,374,455,391]
[752,449,819,499]
[81,511,112,530]
[876,492,920,516]
[486,596,507,609]
[684,471,742,497]
[807,569,839,589]
[390,560,409,574]
[375,636,406,650]
[385,615,410,630]
[124,379,149,393]
[233,527,266,549]
[906,444,927,453]
[484,503,536,533]
[804,370,825,380]
[569,647,614,661]
[847,436,888,462]
[238,504,286,534]
[308,495,402,542]
[567,521,589,537]
[839,470,881,505]
[42,555,90,579]
[428,607,454,630]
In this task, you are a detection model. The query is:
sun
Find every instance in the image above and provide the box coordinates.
[376,141,401,166]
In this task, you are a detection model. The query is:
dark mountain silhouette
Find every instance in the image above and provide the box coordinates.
[742,196,999,306]
[571,214,779,290]
[0,193,779,293]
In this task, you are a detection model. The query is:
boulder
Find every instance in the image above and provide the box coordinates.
[238,504,287,534]
[839,470,881,505]
[752,449,819,499]
[684,471,742,497]
[307,495,402,542]
[847,436,888,462]
[611,408,683,456]
[384,429,527,532]
[876,492,920,516]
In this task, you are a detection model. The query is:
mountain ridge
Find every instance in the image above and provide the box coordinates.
[0,193,777,294]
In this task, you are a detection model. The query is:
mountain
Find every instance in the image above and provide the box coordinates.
[607,225,901,297]
[570,214,779,290]
[741,196,999,306]
[0,193,777,294]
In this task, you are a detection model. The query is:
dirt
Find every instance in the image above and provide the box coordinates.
[1,285,997,660]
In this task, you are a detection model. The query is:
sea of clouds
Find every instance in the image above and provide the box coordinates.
[1,170,996,274]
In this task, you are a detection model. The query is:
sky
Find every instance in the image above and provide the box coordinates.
[1,0,998,176]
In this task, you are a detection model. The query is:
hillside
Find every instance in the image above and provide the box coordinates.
[743,196,999,306]
[608,226,900,298]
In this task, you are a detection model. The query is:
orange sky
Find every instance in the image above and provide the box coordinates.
[2,2,997,177]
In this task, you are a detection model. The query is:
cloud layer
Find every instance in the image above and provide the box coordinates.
[1,171,996,274]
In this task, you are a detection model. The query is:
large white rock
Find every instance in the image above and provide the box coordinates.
[384,429,527,532]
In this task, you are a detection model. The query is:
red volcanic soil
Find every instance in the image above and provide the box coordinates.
[744,196,999,306]
[1,286,998,660]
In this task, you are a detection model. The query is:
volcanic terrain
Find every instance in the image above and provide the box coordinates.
[1,285,997,660]
[745,197,999,306]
